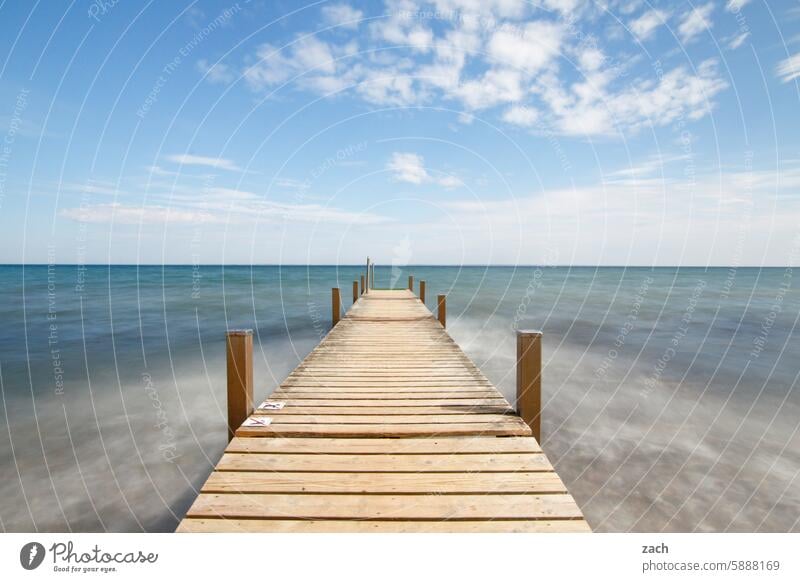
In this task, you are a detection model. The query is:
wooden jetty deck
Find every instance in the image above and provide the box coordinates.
[178,282,589,532]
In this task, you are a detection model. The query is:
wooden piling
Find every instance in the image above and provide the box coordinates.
[352,281,358,304]
[360,275,365,295]
[437,294,446,328]
[332,287,341,326]
[516,330,542,442]
[226,330,253,442]
[408,275,414,291]
[419,280,426,304]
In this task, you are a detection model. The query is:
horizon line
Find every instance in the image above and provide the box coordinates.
[0,263,795,269]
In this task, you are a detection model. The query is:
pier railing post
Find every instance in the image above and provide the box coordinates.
[516,330,542,442]
[332,287,341,326]
[360,275,365,295]
[408,275,414,291]
[437,294,446,328]
[352,281,358,304]
[419,280,426,304]
[226,330,253,442]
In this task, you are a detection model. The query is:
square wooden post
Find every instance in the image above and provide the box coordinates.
[360,275,365,295]
[516,330,542,442]
[408,275,414,291]
[332,287,341,326]
[437,294,446,328]
[419,280,426,304]
[226,330,253,442]
[352,281,358,304]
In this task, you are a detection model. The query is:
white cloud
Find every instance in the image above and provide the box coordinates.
[388,152,429,184]
[230,0,728,137]
[61,196,389,226]
[196,59,234,83]
[726,0,751,11]
[387,152,462,188]
[727,32,750,50]
[321,4,364,29]
[539,59,728,136]
[487,21,563,72]
[629,9,669,41]
[61,203,208,225]
[165,154,241,171]
[244,36,339,90]
[501,104,539,127]
[678,3,714,44]
[776,53,800,83]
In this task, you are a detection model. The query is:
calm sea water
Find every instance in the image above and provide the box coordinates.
[0,265,798,532]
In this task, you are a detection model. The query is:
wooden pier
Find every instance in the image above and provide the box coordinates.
[178,276,589,532]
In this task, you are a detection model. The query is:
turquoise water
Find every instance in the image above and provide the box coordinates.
[1,265,798,532]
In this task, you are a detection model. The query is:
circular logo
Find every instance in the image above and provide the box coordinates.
[20,542,46,570]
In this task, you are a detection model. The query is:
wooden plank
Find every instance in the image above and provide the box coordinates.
[215,452,552,472]
[249,414,517,424]
[226,436,543,454]
[259,398,511,407]
[186,493,585,520]
[259,406,514,415]
[235,422,531,438]
[201,471,568,493]
[177,518,591,533]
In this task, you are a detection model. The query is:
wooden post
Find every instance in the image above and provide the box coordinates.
[226,330,253,442]
[516,330,542,442]
[360,275,365,295]
[419,280,426,304]
[437,294,446,328]
[408,275,414,291]
[352,281,358,304]
[332,287,341,326]
[365,257,370,294]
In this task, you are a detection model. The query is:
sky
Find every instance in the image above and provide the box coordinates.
[1,0,799,265]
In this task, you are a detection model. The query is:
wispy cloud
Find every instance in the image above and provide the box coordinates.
[726,0,751,11]
[629,9,669,42]
[678,3,714,44]
[321,3,363,29]
[196,59,235,83]
[164,154,241,171]
[387,152,462,188]
[776,53,800,83]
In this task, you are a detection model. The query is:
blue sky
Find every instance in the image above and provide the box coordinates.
[1,0,799,265]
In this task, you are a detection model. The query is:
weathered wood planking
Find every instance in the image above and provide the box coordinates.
[178,288,589,533]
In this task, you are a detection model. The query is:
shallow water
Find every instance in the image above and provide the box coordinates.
[0,265,798,532]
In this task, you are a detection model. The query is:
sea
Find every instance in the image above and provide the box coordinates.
[0,265,798,532]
